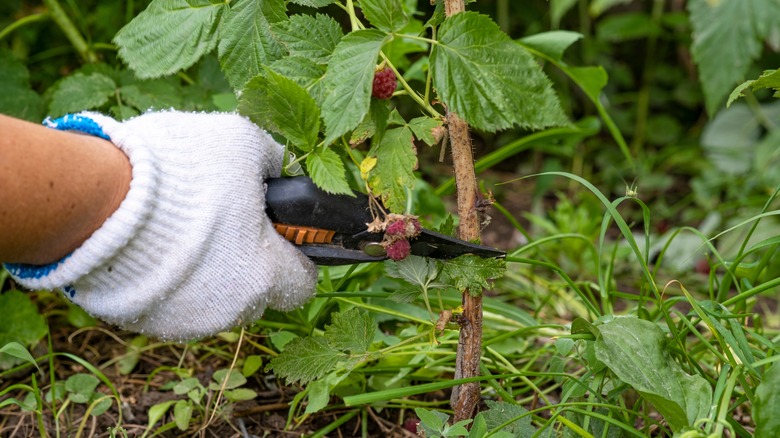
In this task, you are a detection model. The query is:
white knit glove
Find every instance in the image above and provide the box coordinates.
[5,111,318,341]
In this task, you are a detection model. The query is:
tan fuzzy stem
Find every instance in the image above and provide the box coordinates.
[444,1,465,15]
[447,112,483,423]
[443,0,484,422]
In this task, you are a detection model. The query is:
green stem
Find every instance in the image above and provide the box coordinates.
[375,332,430,355]
[285,151,311,171]
[380,53,441,118]
[744,90,777,131]
[712,366,740,438]
[48,330,59,438]
[91,42,117,52]
[0,13,49,41]
[345,0,360,31]
[496,0,509,33]
[335,297,434,326]
[629,0,664,155]
[42,0,97,63]
[394,33,438,46]
[425,26,437,104]
[308,410,359,438]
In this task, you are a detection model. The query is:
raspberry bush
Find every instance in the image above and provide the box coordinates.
[5,0,780,435]
[109,0,565,424]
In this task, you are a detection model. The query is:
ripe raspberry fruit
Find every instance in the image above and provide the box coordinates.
[385,216,422,239]
[385,219,407,237]
[386,239,411,261]
[372,67,396,99]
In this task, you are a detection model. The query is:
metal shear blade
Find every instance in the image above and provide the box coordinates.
[265,177,505,265]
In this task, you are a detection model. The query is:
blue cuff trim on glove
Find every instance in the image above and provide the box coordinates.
[4,254,72,280]
[2,114,109,283]
[43,114,110,140]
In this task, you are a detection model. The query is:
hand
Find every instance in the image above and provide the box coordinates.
[5,111,318,341]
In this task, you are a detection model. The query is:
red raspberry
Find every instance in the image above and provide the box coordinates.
[386,220,406,237]
[386,239,411,261]
[372,67,396,99]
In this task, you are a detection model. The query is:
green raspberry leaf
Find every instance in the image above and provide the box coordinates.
[268,56,328,107]
[306,148,353,195]
[114,0,227,78]
[322,29,389,145]
[562,66,608,102]
[359,0,409,33]
[385,255,440,290]
[431,12,568,132]
[408,116,443,146]
[688,0,780,115]
[49,73,116,117]
[518,30,583,62]
[267,336,345,385]
[288,0,338,7]
[273,14,343,63]
[729,69,780,106]
[119,78,183,112]
[440,255,506,295]
[238,68,320,151]
[0,51,44,121]
[324,308,376,354]
[269,57,327,89]
[350,99,391,145]
[218,0,286,90]
[367,126,417,213]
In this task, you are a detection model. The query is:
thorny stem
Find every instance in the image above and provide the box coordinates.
[444,0,484,424]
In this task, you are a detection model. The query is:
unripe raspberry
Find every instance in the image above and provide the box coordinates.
[386,239,411,261]
[372,67,397,99]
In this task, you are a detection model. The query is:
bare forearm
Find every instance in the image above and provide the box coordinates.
[0,114,131,265]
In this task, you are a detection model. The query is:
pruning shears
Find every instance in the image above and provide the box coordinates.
[265,177,505,265]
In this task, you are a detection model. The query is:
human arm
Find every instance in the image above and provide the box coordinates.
[1,111,317,340]
[0,114,131,265]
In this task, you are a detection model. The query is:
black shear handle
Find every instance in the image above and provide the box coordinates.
[265,177,372,235]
